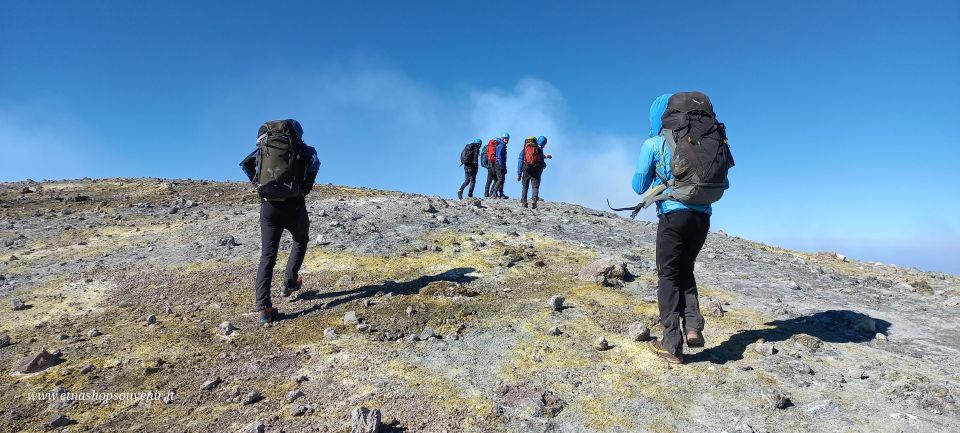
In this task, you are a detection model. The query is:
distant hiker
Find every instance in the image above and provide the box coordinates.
[493,132,510,198]
[240,119,320,325]
[516,135,552,208]
[458,138,482,199]
[482,138,501,197]
[634,93,734,364]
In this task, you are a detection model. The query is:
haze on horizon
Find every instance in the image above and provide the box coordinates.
[1,1,958,274]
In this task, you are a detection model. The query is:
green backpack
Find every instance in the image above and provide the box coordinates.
[255,119,306,199]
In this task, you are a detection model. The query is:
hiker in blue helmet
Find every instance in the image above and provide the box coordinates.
[493,136,509,198]
[457,138,483,199]
[516,136,553,208]
[634,93,731,364]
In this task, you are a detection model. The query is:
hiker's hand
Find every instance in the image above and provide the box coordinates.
[516,176,521,182]
[546,154,553,159]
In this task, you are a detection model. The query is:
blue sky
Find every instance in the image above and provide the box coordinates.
[2,1,958,274]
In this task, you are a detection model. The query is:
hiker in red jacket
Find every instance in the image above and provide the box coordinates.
[516,136,552,208]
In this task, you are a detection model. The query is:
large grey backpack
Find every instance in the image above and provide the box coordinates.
[255,119,306,199]
[608,92,735,218]
[649,92,734,206]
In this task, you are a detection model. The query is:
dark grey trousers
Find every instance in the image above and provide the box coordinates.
[520,165,544,203]
[255,196,309,310]
[484,166,496,197]
[459,165,478,197]
[656,210,710,355]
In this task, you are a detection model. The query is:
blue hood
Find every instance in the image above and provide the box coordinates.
[648,93,673,137]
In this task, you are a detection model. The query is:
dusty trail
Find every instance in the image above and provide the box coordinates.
[1,179,957,432]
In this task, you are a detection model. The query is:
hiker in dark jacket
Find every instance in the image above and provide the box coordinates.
[458,138,482,199]
[516,135,552,208]
[240,119,320,325]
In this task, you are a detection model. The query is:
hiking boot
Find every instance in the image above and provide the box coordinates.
[281,276,302,298]
[520,200,528,208]
[258,307,278,326]
[501,194,510,199]
[457,190,464,200]
[685,329,705,348]
[531,200,538,209]
[648,339,683,364]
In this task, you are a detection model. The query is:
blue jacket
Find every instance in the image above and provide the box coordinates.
[516,144,547,173]
[632,93,727,216]
[495,141,508,170]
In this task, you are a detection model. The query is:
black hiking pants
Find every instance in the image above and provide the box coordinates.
[520,164,544,204]
[493,165,507,197]
[459,164,478,197]
[656,210,710,355]
[484,166,496,197]
[255,196,310,310]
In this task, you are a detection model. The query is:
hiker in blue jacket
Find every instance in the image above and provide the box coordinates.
[516,136,552,208]
[493,133,509,198]
[634,93,730,364]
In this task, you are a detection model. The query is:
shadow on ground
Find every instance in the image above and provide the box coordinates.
[285,267,478,319]
[687,310,891,364]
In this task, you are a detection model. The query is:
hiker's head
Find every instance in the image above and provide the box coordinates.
[471,138,482,145]
[648,94,673,137]
[525,136,537,145]
[501,132,510,143]
[537,136,547,147]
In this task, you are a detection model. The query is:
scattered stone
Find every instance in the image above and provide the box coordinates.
[79,363,95,374]
[351,406,382,433]
[201,377,222,391]
[704,297,726,317]
[357,324,372,332]
[21,186,37,194]
[0,334,10,348]
[754,339,777,356]
[87,328,101,338]
[337,274,355,288]
[436,214,449,224]
[420,327,437,340]
[595,337,611,351]
[802,399,838,416]
[494,382,565,417]
[168,206,179,214]
[324,328,338,340]
[242,390,263,405]
[787,280,802,290]
[547,326,562,336]
[577,257,630,286]
[835,253,848,262]
[293,374,309,384]
[533,259,546,267]
[45,413,75,428]
[406,306,415,316]
[343,311,359,325]
[243,420,265,433]
[760,386,789,409]
[315,235,331,246]
[627,322,650,341]
[14,348,61,373]
[11,298,27,311]
[218,236,238,247]
[219,321,235,336]
[548,295,565,311]
[875,332,888,341]
[290,404,308,417]
[287,389,305,403]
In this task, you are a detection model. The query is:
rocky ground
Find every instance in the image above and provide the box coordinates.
[0,178,958,433]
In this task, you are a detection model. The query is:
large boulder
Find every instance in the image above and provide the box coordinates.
[577,257,630,286]
[14,348,61,374]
